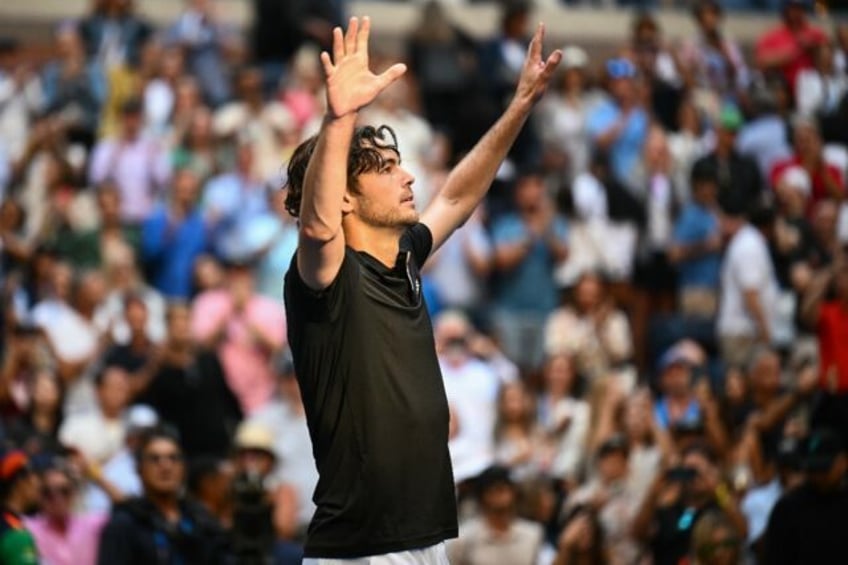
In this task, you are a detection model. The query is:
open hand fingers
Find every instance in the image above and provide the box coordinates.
[332,26,344,62]
[344,17,359,56]
[376,62,407,90]
[356,16,371,54]
[528,22,544,61]
[543,49,563,77]
[320,51,334,76]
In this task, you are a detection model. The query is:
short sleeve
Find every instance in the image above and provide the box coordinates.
[284,248,359,323]
[400,223,434,267]
[734,241,769,290]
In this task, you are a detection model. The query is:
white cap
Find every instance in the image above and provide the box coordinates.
[561,46,589,70]
[126,404,159,431]
[778,165,811,197]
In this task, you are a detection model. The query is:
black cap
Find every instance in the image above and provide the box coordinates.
[802,428,845,472]
[597,434,629,458]
[690,159,719,186]
[120,97,143,116]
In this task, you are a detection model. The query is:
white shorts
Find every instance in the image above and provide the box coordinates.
[302,542,449,565]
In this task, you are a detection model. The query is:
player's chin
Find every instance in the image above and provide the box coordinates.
[395,207,419,226]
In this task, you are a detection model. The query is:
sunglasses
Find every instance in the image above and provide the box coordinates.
[42,484,73,499]
[143,452,183,465]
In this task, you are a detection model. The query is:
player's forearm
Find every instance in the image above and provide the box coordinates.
[437,99,533,217]
[299,113,358,242]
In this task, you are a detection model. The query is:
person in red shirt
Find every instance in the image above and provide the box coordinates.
[802,254,848,444]
[769,118,846,214]
[755,0,827,91]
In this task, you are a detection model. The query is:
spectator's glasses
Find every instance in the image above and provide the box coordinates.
[42,484,73,499]
[143,452,183,465]
[606,58,637,79]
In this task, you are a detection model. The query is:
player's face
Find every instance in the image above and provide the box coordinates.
[351,149,418,229]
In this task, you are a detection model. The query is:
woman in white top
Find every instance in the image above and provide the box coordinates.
[536,353,591,488]
[796,42,848,119]
[536,46,595,185]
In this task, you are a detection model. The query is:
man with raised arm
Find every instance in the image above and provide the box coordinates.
[283,16,561,563]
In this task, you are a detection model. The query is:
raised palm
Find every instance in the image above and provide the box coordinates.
[320,16,407,119]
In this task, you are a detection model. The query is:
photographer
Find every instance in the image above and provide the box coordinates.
[631,443,747,565]
[230,421,300,565]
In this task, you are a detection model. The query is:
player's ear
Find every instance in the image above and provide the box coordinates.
[341,191,355,214]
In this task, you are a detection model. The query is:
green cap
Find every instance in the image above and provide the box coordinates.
[719,104,743,131]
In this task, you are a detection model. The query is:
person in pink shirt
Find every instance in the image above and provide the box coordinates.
[755,0,827,91]
[24,464,107,565]
[191,259,286,414]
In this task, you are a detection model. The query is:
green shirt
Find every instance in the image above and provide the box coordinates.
[0,513,38,565]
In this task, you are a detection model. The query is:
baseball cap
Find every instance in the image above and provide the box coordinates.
[597,434,630,458]
[658,343,698,373]
[777,165,812,197]
[234,422,276,456]
[802,429,844,472]
[0,450,31,482]
[126,404,159,432]
[718,104,744,132]
[606,58,637,80]
[561,46,589,70]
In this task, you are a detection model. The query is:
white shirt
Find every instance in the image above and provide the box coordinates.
[718,224,780,338]
[59,410,126,465]
[741,478,783,543]
[31,299,99,363]
[440,356,500,482]
[427,215,492,310]
[82,447,142,513]
[795,69,848,118]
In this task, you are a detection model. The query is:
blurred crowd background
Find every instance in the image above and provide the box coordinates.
[1,0,848,564]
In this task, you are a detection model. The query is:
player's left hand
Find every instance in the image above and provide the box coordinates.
[513,23,562,108]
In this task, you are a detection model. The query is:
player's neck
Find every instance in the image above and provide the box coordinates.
[345,223,404,268]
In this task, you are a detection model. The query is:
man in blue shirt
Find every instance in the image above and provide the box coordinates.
[586,58,650,194]
[141,167,208,299]
[669,160,723,318]
[492,173,568,372]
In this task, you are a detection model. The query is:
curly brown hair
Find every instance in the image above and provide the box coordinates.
[283,125,400,218]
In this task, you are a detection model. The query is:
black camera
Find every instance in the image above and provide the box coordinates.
[665,466,698,483]
[231,472,274,565]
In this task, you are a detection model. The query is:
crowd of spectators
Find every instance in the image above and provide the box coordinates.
[0,0,847,564]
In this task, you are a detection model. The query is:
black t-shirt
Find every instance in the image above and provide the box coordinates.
[651,501,719,565]
[136,350,243,459]
[284,224,458,558]
[764,482,848,565]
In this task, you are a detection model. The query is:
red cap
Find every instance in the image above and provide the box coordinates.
[0,451,30,482]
